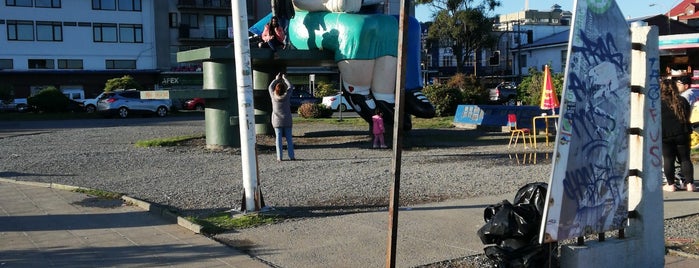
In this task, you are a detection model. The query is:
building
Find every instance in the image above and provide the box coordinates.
[668,0,699,27]
[493,4,571,79]
[0,0,263,99]
[419,4,572,84]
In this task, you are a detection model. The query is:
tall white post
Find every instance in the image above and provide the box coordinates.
[627,23,664,267]
[230,0,260,212]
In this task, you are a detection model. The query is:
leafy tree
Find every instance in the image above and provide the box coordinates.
[419,0,500,74]
[518,66,564,106]
[314,81,337,97]
[445,73,487,104]
[104,75,142,92]
[0,83,14,103]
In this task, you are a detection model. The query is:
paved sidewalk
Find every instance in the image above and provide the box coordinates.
[2,179,699,268]
[0,181,266,268]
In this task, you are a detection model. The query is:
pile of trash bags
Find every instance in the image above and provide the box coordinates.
[476,182,558,268]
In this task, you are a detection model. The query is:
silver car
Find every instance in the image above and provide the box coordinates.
[97,90,171,118]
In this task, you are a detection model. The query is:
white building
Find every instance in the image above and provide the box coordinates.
[0,0,263,99]
[0,0,165,97]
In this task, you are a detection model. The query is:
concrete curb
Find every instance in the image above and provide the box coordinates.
[668,249,699,259]
[0,178,203,234]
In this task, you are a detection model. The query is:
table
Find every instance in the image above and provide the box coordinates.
[532,114,560,149]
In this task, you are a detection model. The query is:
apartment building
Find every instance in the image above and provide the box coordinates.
[0,0,262,99]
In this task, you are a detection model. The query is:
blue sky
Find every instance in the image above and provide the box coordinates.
[415,0,686,22]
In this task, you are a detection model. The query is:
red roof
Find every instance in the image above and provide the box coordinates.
[668,0,699,20]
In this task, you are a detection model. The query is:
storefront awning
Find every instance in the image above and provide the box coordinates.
[660,33,699,50]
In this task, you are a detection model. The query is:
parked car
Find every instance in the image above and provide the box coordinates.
[82,92,105,113]
[183,98,205,110]
[488,82,518,105]
[97,90,172,118]
[289,89,320,110]
[322,93,353,112]
[0,98,28,112]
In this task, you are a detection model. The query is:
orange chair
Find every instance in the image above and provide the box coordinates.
[507,114,531,148]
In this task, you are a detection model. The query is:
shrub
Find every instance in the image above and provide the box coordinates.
[297,103,333,118]
[104,75,142,92]
[314,81,338,97]
[0,83,14,103]
[445,73,487,104]
[422,84,463,117]
[519,66,564,106]
[27,86,71,113]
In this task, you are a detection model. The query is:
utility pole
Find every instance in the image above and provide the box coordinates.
[230,0,261,212]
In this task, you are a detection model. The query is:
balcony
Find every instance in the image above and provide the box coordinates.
[177,0,231,11]
[177,25,233,46]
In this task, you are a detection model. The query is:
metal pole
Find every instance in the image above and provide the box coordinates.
[386,0,408,267]
[230,0,260,212]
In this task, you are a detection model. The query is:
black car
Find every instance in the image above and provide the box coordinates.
[488,82,518,105]
[289,89,320,110]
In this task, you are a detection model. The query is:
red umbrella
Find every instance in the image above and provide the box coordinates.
[540,65,560,114]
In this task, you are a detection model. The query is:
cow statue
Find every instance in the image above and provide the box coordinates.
[288,0,436,130]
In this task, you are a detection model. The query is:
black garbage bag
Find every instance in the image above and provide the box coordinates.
[513,182,548,217]
[484,241,558,268]
[476,182,558,268]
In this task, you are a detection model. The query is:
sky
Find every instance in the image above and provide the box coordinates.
[415,0,686,22]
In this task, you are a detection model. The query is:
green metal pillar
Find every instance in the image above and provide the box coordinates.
[253,65,284,135]
[203,60,240,148]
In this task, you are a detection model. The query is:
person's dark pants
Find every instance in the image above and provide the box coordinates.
[262,39,284,51]
[663,134,694,185]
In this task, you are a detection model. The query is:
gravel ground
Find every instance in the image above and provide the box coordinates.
[1,116,698,267]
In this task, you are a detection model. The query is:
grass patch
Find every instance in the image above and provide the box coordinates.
[135,134,205,147]
[294,116,455,129]
[187,212,283,234]
[73,188,123,199]
[412,116,454,129]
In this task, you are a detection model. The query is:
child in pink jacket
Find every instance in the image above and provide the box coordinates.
[372,110,387,149]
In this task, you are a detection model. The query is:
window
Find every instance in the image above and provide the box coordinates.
[7,20,34,41]
[118,0,141,11]
[28,59,55,69]
[464,53,475,67]
[92,0,116,10]
[560,50,568,71]
[441,55,453,67]
[119,24,142,43]
[6,0,32,7]
[36,21,62,41]
[106,59,136,69]
[35,0,61,8]
[0,59,13,69]
[214,15,230,39]
[58,59,83,69]
[93,23,117,42]
[169,13,178,28]
[181,13,198,28]
[519,54,527,69]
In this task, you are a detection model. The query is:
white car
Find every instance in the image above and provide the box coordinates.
[322,93,353,112]
[82,92,105,113]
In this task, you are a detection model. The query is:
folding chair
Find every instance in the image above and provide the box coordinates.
[507,114,531,149]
